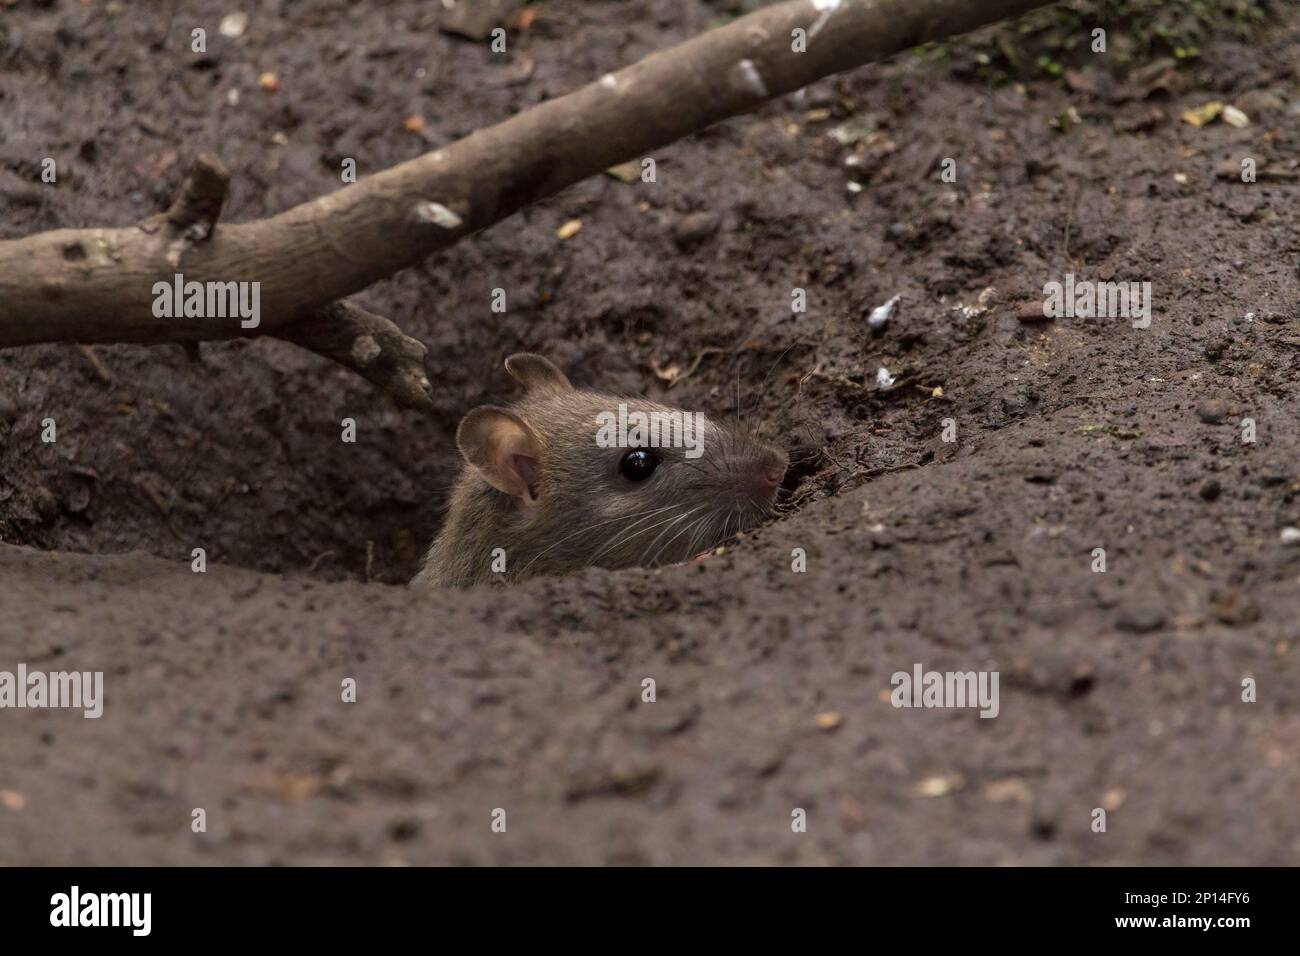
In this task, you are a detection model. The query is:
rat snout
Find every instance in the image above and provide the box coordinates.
[712,424,786,514]
[744,448,787,502]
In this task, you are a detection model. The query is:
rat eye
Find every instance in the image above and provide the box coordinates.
[619,449,660,482]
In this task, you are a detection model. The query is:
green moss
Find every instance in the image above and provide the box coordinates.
[1075,423,1142,441]
[928,0,1281,85]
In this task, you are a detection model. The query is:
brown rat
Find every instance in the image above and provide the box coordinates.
[412,354,786,588]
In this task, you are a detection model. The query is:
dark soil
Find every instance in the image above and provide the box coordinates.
[1,0,1298,864]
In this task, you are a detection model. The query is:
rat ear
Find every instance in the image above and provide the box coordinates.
[456,406,544,501]
[504,353,573,394]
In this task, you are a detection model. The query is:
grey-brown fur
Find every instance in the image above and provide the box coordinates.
[413,355,786,588]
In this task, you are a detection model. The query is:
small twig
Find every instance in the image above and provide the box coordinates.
[277,302,434,411]
[661,346,726,390]
[307,550,336,574]
[77,344,113,384]
[1062,180,1083,268]
[163,152,230,238]
[136,153,231,270]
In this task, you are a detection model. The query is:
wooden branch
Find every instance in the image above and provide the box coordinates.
[0,0,1054,401]
[278,302,434,411]
[137,155,434,409]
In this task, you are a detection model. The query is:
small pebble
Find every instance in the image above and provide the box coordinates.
[670,211,720,249]
[219,12,249,38]
[867,294,901,331]
[1116,603,1167,634]
[814,711,843,731]
[1196,399,1228,424]
[1209,588,1260,626]
[915,774,963,797]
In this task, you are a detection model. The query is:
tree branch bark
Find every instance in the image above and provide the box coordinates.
[0,0,1053,404]
[278,301,434,410]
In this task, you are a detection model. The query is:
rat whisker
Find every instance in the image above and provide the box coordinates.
[735,365,741,429]
[694,507,728,556]
[680,515,713,564]
[598,506,701,567]
[647,511,711,567]
[676,452,724,482]
[638,506,706,567]
[714,507,734,547]
[686,512,717,557]
[516,504,679,578]
[637,509,707,567]
[751,342,797,419]
[671,482,732,498]
[587,504,695,566]
[725,505,740,543]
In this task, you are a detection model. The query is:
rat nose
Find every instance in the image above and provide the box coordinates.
[731,435,787,502]
[750,451,786,493]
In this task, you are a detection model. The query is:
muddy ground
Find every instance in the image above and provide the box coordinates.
[1,0,1298,865]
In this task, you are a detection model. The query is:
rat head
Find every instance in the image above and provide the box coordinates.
[454,354,786,577]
